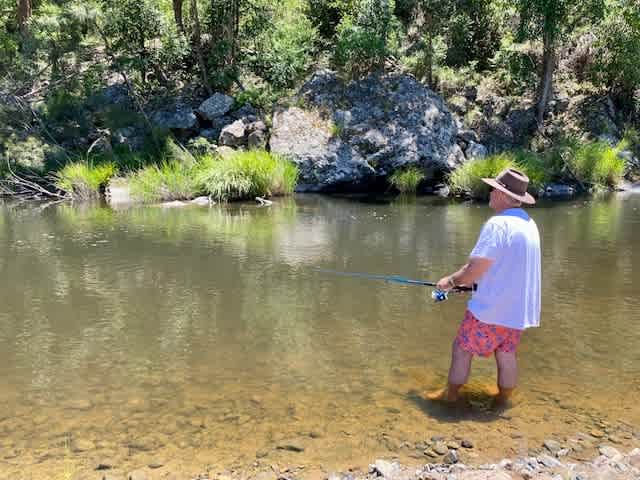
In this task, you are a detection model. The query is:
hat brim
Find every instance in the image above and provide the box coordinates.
[482,178,536,205]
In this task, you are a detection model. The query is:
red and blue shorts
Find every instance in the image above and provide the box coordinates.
[454,310,522,357]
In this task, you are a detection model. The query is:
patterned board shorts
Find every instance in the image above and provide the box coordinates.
[454,310,523,357]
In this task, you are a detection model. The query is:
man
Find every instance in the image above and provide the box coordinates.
[428,168,541,405]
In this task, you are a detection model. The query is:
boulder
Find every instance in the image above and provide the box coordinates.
[465,141,488,159]
[197,93,234,120]
[219,120,247,147]
[269,70,463,191]
[151,105,197,131]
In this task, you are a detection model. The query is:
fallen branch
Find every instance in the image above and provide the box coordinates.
[255,196,272,206]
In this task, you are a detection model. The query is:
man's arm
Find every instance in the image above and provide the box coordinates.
[436,256,494,291]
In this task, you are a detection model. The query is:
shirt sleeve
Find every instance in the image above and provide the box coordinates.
[470,220,503,260]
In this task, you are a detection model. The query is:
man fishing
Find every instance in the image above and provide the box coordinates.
[428,168,541,405]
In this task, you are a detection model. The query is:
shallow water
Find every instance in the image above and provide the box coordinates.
[0,194,639,479]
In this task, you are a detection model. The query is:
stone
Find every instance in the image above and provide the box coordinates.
[465,141,488,160]
[433,442,449,455]
[96,460,115,470]
[148,460,163,469]
[590,429,605,438]
[270,70,462,192]
[152,106,197,131]
[127,470,148,480]
[71,439,95,452]
[538,454,561,468]
[219,120,247,147]
[197,93,234,120]
[369,459,400,478]
[598,445,620,458]
[461,439,474,449]
[444,450,459,464]
[543,439,562,455]
[276,442,304,453]
[447,441,460,450]
[247,130,267,149]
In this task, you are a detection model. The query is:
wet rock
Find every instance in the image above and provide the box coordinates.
[127,470,149,480]
[447,441,460,450]
[102,474,126,480]
[197,93,234,121]
[67,399,93,411]
[276,442,305,453]
[461,439,474,449]
[433,442,449,455]
[544,439,562,455]
[444,450,459,464]
[96,459,115,470]
[590,429,605,438]
[598,445,620,458]
[71,439,95,452]
[369,459,400,478]
[538,454,561,468]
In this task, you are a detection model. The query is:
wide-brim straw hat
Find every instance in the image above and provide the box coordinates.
[481,168,536,205]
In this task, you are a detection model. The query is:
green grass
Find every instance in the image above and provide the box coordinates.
[448,153,522,199]
[55,161,117,200]
[389,166,425,193]
[567,140,627,188]
[197,149,299,201]
[128,158,205,203]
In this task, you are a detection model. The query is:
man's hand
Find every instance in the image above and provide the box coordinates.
[436,276,453,291]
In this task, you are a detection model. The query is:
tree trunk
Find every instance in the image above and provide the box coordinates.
[537,29,555,126]
[425,12,434,88]
[190,0,212,95]
[17,0,32,37]
[173,0,185,34]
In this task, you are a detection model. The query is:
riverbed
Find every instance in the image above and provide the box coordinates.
[0,193,638,479]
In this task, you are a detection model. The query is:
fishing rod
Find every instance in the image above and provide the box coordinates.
[315,268,474,302]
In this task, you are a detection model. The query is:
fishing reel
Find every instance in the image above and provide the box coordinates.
[431,289,449,303]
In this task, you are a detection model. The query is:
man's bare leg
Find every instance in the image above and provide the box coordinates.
[494,350,517,404]
[427,343,473,402]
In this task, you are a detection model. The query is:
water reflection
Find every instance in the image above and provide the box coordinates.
[0,194,639,475]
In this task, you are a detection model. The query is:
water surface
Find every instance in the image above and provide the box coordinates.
[0,194,639,478]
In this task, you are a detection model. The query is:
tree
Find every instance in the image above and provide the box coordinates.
[17,0,32,37]
[516,0,604,125]
[173,0,185,34]
[190,0,211,94]
[415,0,454,86]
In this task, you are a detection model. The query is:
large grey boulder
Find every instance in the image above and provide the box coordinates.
[219,119,247,147]
[197,93,234,120]
[151,105,197,130]
[269,70,464,191]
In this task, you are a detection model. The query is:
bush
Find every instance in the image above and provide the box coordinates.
[197,149,298,201]
[55,161,117,199]
[334,0,398,78]
[247,3,318,89]
[389,166,424,193]
[128,159,204,203]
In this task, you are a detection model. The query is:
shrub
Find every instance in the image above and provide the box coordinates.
[197,149,298,201]
[55,161,117,199]
[334,0,398,78]
[389,166,424,193]
[128,159,205,203]
[247,3,318,89]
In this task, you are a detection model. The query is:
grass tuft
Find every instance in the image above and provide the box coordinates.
[55,161,117,200]
[197,149,298,201]
[389,166,425,193]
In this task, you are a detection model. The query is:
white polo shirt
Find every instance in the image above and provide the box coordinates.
[467,208,541,330]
